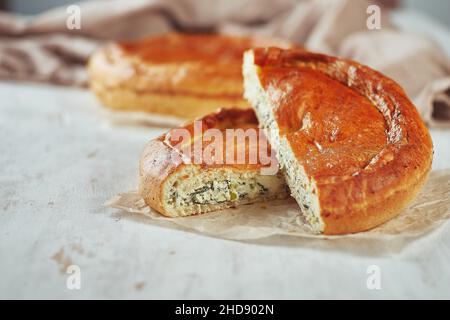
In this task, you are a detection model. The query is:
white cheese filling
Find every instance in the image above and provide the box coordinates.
[163,165,287,216]
[243,51,324,233]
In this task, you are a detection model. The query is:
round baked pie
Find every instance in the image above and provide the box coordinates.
[88,33,292,120]
[243,47,433,235]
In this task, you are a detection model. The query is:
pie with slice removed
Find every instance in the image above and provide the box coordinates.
[243,47,433,235]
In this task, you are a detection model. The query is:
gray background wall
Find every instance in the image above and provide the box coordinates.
[2,0,450,28]
[403,0,450,27]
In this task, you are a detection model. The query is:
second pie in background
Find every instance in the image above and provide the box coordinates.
[88,33,292,120]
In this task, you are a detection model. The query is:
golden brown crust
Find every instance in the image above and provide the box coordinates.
[250,47,433,235]
[89,79,248,119]
[139,137,183,214]
[88,33,292,119]
[139,108,274,214]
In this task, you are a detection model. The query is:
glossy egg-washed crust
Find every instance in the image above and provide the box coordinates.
[250,47,433,235]
[139,108,275,214]
[88,33,292,119]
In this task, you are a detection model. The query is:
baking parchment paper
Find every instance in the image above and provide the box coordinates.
[107,170,450,242]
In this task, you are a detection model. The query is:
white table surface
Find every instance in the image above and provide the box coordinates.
[1,11,450,300]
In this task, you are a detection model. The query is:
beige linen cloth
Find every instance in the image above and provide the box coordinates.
[1,0,450,127]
